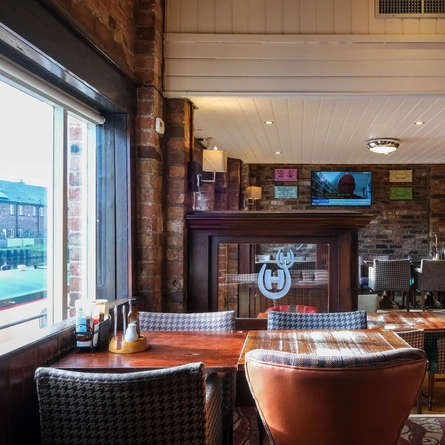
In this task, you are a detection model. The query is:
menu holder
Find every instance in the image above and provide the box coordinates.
[108,335,149,354]
[75,317,110,352]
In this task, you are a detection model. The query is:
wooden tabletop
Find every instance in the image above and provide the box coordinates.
[52,330,247,373]
[238,329,410,370]
[367,311,445,331]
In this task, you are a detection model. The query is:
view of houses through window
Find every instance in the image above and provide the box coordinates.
[0,74,97,343]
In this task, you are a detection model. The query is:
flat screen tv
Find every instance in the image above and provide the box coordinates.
[311,171,372,207]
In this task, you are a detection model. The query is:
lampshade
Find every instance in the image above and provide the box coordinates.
[246,186,262,200]
[367,138,400,154]
[203,149,228,172]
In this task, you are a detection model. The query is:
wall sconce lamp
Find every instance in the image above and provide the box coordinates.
[202,144,228,182]
[245,186,262,206]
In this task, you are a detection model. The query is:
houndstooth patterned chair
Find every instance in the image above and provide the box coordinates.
[424,331,445,410]
[267,310,367,330]
[396,330,425,413]
[34,363,222,445]
[368,259,411,310]
[245,348,427,445]
[413,259,445,310]
[139,311,235,331]
[139,311,235,444]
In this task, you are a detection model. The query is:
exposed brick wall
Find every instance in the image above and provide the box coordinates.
[162,98,194,311]
[248,164,442,259]
[50,0,136,73]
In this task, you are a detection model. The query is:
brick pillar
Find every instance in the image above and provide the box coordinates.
[134,0,164,310]
[163,98,194,311]
[430,165,445,249]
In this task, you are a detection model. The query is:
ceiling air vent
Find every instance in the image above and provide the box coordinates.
[376,0,445,17]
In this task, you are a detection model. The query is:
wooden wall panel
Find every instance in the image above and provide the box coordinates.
[166,0,445,35]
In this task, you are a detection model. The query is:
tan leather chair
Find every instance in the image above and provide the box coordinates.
[245,348,427,445]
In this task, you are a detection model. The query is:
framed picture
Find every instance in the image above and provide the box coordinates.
[275,169,298,181]
[274,186,298,199]
[389,170,412,182]
[390,187,413,200]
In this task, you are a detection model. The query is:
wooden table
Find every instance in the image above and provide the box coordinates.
[367,311,445,331]
[238,329,410,370]
[52,330,247,373]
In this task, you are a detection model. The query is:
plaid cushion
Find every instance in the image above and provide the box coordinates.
[34,363,222,445]
[368,259,411,293]
[246,347,426,368]
[267,310,367,330]
[224,273,258,284]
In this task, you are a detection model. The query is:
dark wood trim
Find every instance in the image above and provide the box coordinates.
[186,211,371,314]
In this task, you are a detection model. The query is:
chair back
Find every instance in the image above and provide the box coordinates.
[416,259,445,291]
[368,259,411,293]
[265,305,317,313]
[267,310,367,330]
[245,348,427,445]
[396,330,425,349]
[139,310,235,331]
[34,363,222,445]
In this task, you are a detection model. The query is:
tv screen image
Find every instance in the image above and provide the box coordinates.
[311,171,372,207]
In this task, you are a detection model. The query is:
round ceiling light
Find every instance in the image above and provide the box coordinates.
[367,138,400,154]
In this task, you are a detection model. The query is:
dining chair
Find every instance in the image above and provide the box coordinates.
[424,331,445,410]
[139,310,235,445]
[245,348,427,445]
[412,259,445,310]
[265,305,318,313]
[267,310,367,330]
[395,329,425,413]
[358,255,389,293]
[34,362,222,445]
[368,259,412,310]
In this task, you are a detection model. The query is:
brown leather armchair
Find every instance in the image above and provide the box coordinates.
[245,348,427,445]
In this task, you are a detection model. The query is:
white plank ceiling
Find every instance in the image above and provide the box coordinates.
[164,0,445,164]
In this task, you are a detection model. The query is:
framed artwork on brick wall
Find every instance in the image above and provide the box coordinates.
[275,169,298,181]
[275,186,298,198]
[390,187,413,200]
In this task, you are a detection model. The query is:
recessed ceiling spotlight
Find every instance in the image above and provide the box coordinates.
[415,121,425,125]
[275,151,281,155]
[367,138,400,155]
[264,121,274,125]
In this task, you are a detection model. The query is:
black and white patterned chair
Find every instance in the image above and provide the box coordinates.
[267,310,367,330]
[368,259,412,310]
[34,363,222,445]
[139,310,235,331]
[424,331,445,410]
[396,330,425,413]
[139,310,235,445]
[413,259,445,310]
[245,348,427,445]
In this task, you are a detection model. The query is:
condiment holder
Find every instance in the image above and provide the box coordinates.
[108,302,149,354]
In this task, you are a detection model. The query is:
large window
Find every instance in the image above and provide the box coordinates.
[0,62,103,343]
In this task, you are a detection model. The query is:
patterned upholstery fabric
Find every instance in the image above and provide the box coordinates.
[139,310,235,331]
[246,347,426,368]
[139,310,235,443]
[267,310,367,330]
[396,330,425,350]
[34,363,222,445]
[358,255,389,290]
[224,273,258,284]
[265,305,318,313]
[368,259,411,293]
[424,331,445,409]
[414,259,445,291]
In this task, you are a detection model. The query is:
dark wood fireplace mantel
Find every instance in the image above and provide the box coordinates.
[186,211,372,314]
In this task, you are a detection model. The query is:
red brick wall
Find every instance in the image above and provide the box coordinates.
[248,164,443,259]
